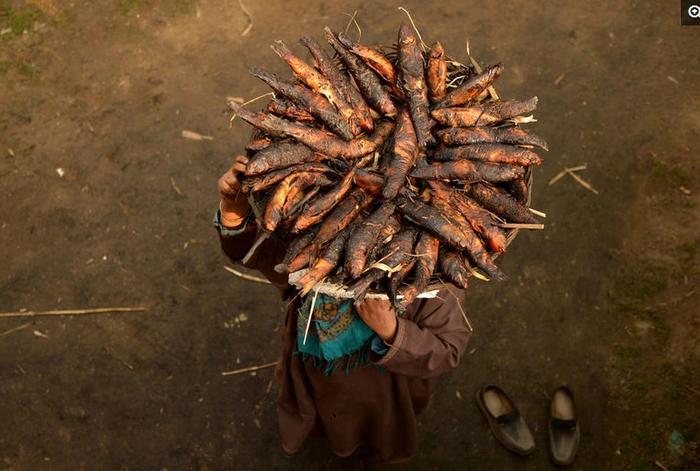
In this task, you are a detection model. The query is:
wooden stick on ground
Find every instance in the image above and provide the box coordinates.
[548,163,598,195]
[181,130,213,141]
[654,460,670,471]
[548,164,588,186]
[221,361,277,376]
[566,168,599,194]
[237,0,254,37]
[0,322,32,337]
[170,177,184,196]
[0,307,146,319]
[223,266,271,284]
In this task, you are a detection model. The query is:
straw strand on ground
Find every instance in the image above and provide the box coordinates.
[0,322,32,337]
[224,265,272,284]
[548,164,587,186]
[0,307,147,319]
[238,0,254,37]
[222,361,277,376]
[566,168,599,194]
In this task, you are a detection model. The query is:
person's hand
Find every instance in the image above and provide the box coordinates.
[355,299,398,344]
[217,155,250,227]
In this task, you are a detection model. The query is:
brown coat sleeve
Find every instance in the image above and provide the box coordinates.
[374,286,471,379]
[216,211,289,289]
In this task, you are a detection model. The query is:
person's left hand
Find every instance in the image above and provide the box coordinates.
[355,299,398,344]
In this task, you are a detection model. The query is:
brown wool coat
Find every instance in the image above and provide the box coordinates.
[219,220,471,463]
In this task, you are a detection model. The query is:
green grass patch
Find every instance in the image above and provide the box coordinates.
[117,0,196,16]
[0,58,41,82]
[118,0,140,15]
[17,59,40,81]
[168,0,196,14]
[616,260,671,312]
[649,157,692,187]
[0,59,12,73]
[612,254,700,469]
[615,361,700,470]
[0,1,43,37]
[676,240,698,273]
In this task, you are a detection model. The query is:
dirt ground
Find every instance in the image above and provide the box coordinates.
[1,0,698,469]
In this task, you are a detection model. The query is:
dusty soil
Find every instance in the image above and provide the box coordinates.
[0,0,698,469]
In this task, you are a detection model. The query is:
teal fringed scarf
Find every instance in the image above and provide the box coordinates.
[296,293,377,375]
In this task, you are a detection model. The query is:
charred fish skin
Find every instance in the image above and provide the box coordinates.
[293,165,358,232]
[507,176,529,204]
[431,97,538,127]
[428,188,505,281]
[383,107,418,200]
[324,28,398,118]
[245,129,273,153]
[286,242,316,274]
[229,24,546,294]
[243,162,331,193]
[297,227,351,295]
[396,231,439,310]
[267,98,316,123]
[250,67,354,140]
[410,160,525,183]
[276,228,319,273]
[350,227,418,302]
[432,143,542,167]
[313,189,374,249]
[396,196,470,251]
[428,179,500,248]
[397,23,435,149]
[338,33,399,89]
[344,202,397,279]
[450,191,507,253]
[436,126,549,150]
[262,172,329,233]
[299,35,371,133]
[426,42,447,104]
[439,249,469,289]
[271,40,359,136]
[433,63,504,109]
[229,100,390,159]
[353,168,384,197]
[468,182,540,224]
[365,215,402,268]
[245,142,316,176]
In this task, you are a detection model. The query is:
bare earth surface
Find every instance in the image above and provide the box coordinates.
[1,1,698,469]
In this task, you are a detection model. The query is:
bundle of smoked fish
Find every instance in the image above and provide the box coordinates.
[227,24,547,310]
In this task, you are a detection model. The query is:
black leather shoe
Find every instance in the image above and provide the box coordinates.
[548,386,580,466]
[476,385,535,456]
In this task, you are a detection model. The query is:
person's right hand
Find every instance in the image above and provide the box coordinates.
[217,155,251,227]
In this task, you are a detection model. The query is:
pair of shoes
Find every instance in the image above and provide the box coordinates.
[476,385,580,466]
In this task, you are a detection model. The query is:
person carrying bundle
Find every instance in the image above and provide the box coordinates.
[214,159,471,464]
